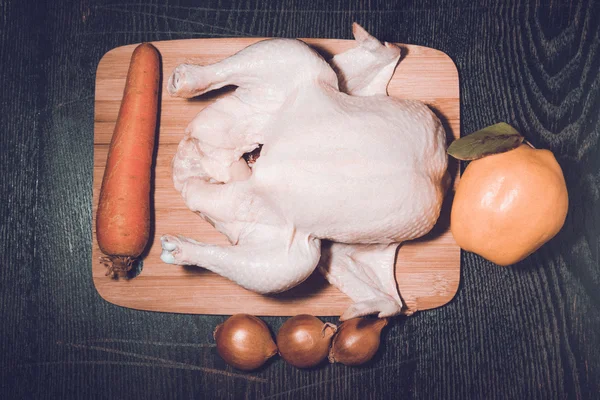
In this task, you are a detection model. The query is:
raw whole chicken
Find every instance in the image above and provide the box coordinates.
[160,24,449,320]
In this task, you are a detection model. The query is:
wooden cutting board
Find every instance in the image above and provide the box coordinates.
[93,37,460,316]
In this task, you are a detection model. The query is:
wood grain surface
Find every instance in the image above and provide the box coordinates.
[1,0,599,399]
[92,38,460,316]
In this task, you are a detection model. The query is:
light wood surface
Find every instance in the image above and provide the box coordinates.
[92,37,461,316]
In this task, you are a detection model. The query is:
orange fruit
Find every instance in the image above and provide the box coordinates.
[450,144,568,266]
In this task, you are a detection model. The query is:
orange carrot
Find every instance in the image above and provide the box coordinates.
[96,43,160,278]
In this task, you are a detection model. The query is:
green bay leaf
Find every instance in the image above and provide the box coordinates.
[447,122,524,161]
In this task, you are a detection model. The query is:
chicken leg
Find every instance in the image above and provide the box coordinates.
[160,230,321,294]
[168,38,338,99]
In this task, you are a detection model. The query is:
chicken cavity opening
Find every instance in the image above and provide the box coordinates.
[242,144,263,168]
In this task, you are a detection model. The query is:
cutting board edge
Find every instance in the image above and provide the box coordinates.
[91,270,461,317]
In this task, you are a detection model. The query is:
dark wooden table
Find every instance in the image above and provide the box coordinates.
[1,0,599,398]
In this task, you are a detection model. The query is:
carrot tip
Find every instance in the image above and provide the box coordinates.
[100,255,135,279]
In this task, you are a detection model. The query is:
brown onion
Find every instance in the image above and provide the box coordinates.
[277,314,337,368]
[213,314,277,371]
[328,317,388,366]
